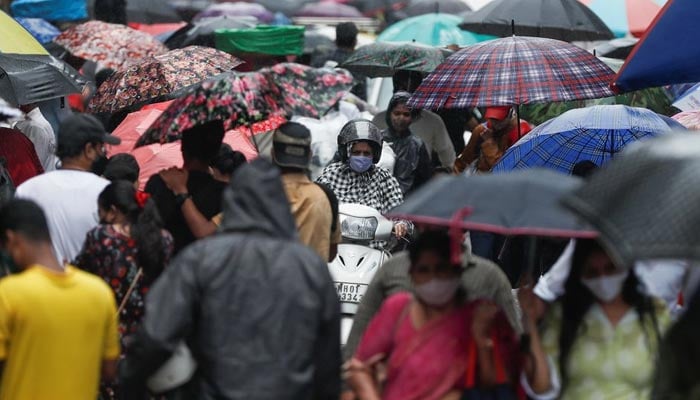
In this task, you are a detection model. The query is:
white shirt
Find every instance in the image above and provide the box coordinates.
[16,170,110,263]
[13,108,58,172]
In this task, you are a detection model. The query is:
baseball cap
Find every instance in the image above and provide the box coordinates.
[272,122,311,169]
[484,106,512,121]
[58,114,121,151]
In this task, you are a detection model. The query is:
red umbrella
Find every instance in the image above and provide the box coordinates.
[128,22,187,36]
[108,101,174,154]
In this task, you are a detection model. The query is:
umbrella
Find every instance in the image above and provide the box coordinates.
[613,0,697,93]
[14,17,60,44]
[0,10,50,55]
[578,0,667,38]
[388,168,596,238]
[295,2,364,17]
[54,21,169,70]
[346,0,406,16]
[131,129,258,190]
[126,0,183,23]
[672,110,700,130]
[493,105,684,174]
[0,98,22,121]
[164,16,257,49]
[109,101,174,154]
[0,53,84,105]
[592,37,638,60]
[561,132,699,268]
[253,0,320,14]
[377,13,494,46]
[403,0,471,16]
[340,41,446,78]
[408,36,616,109]
[170,0,211,22]
[88,46,243,114]
[11,0,87,22]
[303,28,335,55]
[460,0,614,42]
[193,2,274,23]
[129,22,188,37]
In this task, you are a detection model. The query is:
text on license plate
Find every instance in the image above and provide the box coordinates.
[335,282,368,303]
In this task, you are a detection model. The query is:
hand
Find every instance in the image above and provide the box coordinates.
[393,221,408,238]
[340,390,357,400]
[518,286,547,324]
[159,167,188,195]
[471,302,499,346]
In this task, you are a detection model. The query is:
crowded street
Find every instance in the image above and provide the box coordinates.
[0,0,698,399]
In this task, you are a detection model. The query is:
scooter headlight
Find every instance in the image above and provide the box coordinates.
[341,216,378,240]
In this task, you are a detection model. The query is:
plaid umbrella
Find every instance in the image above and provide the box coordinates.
[408,36,616,109]
[88,46,243,114]
[493,105,684,174]
[562,132,699,268]
[54,21,169,70]
[340,41,446,78]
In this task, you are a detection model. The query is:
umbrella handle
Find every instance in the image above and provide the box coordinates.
[448,207,473,266]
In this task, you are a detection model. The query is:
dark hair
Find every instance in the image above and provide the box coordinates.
[98,181,166,276]
[336,22,358,48]
[95,68,116,89]
[181,120,225,163]
[558,239,660,394]
[408,229,451,266]
[210,144,247,176]
[104,153,140,183]
[0,199,51,243]
[571,160,598,178]
[385,91,421,132]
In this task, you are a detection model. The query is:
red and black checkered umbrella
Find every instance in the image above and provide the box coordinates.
[408,36,616,110]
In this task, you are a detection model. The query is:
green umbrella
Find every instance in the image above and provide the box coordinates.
[340,41,447,78]
[377,13,495,47]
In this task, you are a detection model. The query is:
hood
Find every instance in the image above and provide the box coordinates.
[385,91,418,137]
[220,158,298,239]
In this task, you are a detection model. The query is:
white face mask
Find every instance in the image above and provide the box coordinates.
[581,270,628,303]
[414,277,461,306]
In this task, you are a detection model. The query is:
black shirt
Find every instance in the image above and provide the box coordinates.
[145,170,226,254]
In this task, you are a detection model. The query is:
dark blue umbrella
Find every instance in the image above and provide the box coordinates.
[493,105,684,174]
[14,17,59,44]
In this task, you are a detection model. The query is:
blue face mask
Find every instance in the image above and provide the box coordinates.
[349,155,373,173]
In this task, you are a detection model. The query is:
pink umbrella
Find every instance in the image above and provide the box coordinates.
[108,101,174,154]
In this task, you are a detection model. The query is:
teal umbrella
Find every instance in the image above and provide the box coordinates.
[377,13,495,47]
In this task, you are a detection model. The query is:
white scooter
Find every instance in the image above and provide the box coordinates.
[329,203,394,345]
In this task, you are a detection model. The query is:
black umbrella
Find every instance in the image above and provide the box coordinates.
[164,16,257,49]
[593,37,639,60]
[403,0,471,17]
[126,0,183,23]
[459,0,614,42]
[0,54,85,105]
[562,132,700,268]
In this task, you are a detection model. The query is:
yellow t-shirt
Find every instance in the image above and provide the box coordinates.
[0,265,120,400]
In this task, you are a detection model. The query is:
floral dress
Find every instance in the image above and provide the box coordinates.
[73,224,174,400]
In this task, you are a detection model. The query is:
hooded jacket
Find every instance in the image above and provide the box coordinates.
[383,92,432,195]
[119,159,341,400]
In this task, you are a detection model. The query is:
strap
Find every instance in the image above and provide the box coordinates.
[117,268,143,315]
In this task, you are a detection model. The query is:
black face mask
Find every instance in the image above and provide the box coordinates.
[91,154,109,175]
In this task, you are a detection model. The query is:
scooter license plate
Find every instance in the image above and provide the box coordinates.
[335,282,368,303]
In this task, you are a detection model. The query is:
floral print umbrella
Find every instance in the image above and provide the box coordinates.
[88,46,243,114]
[54,21,168,70]
[136,63,354,147]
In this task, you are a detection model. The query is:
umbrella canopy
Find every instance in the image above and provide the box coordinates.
[0,53,84,105]
[403,0,471,17]
[592,37,638,60]
[388,168,596,238]
[0,10,50,55]
[11,0,87,22]
[247,0,316,15]
[194,2,274,23]
[109,102,173,154]
[88,46,243,114]
[54,21,169,70]
[340,41,446,78]
[346,0,406,16]
[613,0,697,93]
[672,110,700,130]
[14,17,59,44]
[578,0,667,38]
[408,36,616,109]
[493,105,684,174]
[377,13,494,46]
[126,0,183,24]
[562,132,699,267]
[460,0,614,42]
[164,16,257,49]
[295,2,363,17]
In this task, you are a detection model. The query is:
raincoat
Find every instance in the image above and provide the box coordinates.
[119,159,341,400]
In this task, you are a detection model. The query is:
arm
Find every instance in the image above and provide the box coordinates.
[159,168,217,238]
[454,124,486,173]
[518,288,554,395]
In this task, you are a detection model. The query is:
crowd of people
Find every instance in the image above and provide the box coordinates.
[0,3,699,400]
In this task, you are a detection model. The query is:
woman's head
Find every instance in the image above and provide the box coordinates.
[409,230,463,307]
[210,144,247,183]
[385,91,419,135]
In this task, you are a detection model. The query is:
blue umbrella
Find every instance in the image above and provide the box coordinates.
[377,13,495,46]
[493,105,684,174]
[14,17,60,44]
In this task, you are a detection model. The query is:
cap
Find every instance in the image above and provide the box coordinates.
[484,106,512,121]
[58,114,121,151]
[272,122,311,169]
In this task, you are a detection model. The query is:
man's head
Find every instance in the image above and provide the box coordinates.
[484,106,515,132]
[392,70,425,94]
[56,113,121,171]
[386,91,418,135]
[337,119,383,165]
[103,153,140,188]
[336,22,359,50]
[271,122,312,172]
[181,120,225,169]
[0,199,52,269]
[18,103,37,114]
[408,229,464,306]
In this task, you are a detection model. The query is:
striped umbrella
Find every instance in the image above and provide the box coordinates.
[578,0,667,38]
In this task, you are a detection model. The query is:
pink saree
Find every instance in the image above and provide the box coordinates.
[355,293,477,400]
